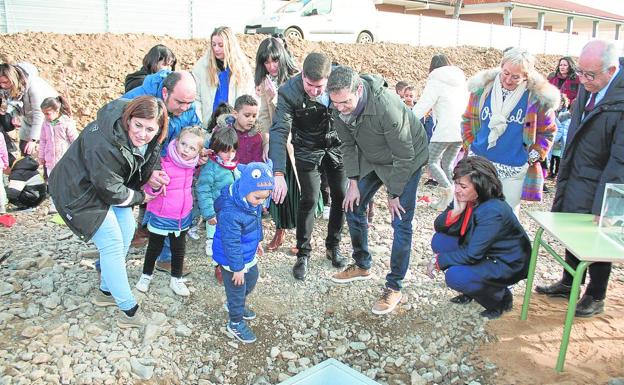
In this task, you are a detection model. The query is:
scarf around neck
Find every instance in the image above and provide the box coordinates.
[167,139,199,169]
[487,74,527,149]
[209,153,238,170]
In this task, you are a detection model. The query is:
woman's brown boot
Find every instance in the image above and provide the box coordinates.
[267,229,286,251]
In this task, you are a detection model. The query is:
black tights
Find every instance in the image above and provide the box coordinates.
[143,231,187,278]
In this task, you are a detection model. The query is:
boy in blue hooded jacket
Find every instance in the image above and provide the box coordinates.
[212,162,274,343]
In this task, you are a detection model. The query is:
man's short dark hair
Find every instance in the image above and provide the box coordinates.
[327,66,361,94]
[302,52,332,81]
[234,94,258,111]
[162,72,182,95]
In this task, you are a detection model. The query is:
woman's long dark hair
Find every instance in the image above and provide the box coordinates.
[254,37,298,87]
[554,56,577,80]
[453,156,505,203]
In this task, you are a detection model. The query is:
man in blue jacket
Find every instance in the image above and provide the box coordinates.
[123,70,202,274]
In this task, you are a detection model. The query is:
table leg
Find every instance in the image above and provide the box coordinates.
[521,227,543,321]
[556,261,590,373]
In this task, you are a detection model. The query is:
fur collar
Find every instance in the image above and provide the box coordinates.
[467,68,560,110]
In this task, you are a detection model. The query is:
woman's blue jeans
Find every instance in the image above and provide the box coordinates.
[91,206,137,311]
[346,169,422,291]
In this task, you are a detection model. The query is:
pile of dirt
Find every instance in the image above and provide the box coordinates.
[0,32,561,128]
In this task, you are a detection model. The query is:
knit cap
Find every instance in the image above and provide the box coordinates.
[236,162,274,198]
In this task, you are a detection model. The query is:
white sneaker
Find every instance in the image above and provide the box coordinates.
[170,277,190,296]
[322,206,330,220]
[205,238,213,257]
[135,274,152,293]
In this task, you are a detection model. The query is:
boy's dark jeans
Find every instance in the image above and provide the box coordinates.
[222,265,259,323]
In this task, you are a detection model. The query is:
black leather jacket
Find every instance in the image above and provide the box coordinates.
[268,73,342,173]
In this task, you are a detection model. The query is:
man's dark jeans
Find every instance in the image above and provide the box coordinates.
[346,169,422,291]
[295,156,346,257]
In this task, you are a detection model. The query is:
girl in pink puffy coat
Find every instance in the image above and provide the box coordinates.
[136,126,205,297]
[38,96,78,176]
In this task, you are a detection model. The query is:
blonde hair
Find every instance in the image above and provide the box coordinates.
[500,47,535,76]
[205,26,252,90]
[178,125,206,146]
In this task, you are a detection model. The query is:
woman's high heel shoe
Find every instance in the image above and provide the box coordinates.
[267,229,286,251]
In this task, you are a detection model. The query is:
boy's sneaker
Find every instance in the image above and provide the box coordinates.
[135,274,153,293]
[223,302,257,320]
[117,308,146,329]
[330,264,372,283]
[170,277,190,296]
[205,238,213,257]
[92,290,117,307]
[371,287,403,315]
[226,320,257,343]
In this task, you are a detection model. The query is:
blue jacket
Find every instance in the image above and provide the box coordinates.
[211,182,263,272]
[196,158,240,220]
[435,198,531,285]
[122,70,202,156]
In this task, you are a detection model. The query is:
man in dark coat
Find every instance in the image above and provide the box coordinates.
[326,66,428,315]
[536,39,624,317]
[269,52,347,280]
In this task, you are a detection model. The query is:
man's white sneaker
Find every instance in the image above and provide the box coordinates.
[135,274,153,293]
[322,206,330,220]
[170,277,190,296]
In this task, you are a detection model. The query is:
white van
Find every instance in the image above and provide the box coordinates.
[244,0,378,44]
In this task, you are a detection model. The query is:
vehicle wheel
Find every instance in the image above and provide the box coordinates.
[285,27,303,40]
[356,31,373,44]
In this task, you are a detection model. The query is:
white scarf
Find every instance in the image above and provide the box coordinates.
[487,74,527,149]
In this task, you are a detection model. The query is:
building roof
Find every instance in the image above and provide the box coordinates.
[463,0,624,22]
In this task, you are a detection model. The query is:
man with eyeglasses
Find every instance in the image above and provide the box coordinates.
[326,66,428,315]
[269,52,347,280]
[536,39,624,317]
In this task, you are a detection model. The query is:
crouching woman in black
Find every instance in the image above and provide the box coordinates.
[426,156,531,319]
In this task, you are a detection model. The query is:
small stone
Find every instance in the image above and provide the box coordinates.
[269,347,280,359]
[467,381,481,385]
[21,325,44,338]
[143,324,160,344]
[335,345,348,356]
[32,353,52,364]
[130,357,154,380]
[37,255,56,269]
[395,357,405,367]
[0,282,14,296]
[175,325,192,337]
[358,330,372,342]
[43,293,61,309]
[608,379,624,385]
[298,357,311,367]
[108,351,130,361]
[411,370,427,385]
[349,341,367,351]
[280,351,298,361]
[150,312,168,326]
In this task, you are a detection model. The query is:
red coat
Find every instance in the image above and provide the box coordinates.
[548,74,580,106]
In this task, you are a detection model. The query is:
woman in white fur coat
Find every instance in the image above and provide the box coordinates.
[461,47,559,217]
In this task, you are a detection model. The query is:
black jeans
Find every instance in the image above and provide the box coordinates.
[295,156,346,257]
[143,230,187,278]
[562,249,611,300]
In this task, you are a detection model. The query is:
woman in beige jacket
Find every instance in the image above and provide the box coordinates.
[192,26,256,124]
[254,37,299,252]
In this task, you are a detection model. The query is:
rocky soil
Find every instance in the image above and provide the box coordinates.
[0,32,622,385]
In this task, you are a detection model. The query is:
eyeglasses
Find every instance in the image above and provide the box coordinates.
[575,69,603,81]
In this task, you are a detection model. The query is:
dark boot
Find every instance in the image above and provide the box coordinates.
[575,294,604,317]
[535,280,571,298]
[450,294,473,304]
[326,248,347,268]
[293,256,309,280]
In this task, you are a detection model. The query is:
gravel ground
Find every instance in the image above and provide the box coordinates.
[4,177,619,385]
